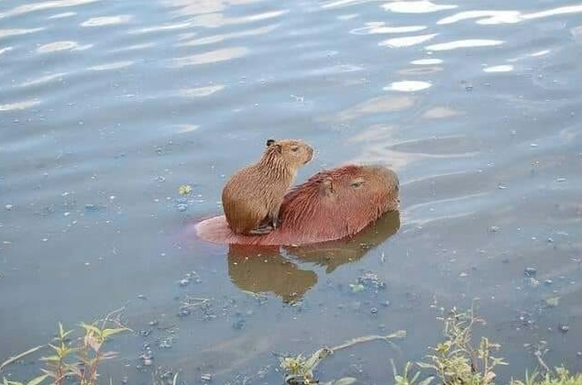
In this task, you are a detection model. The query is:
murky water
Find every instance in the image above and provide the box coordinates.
[1,0,582,383]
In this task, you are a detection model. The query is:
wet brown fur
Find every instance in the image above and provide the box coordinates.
[221,139,313,235]
[199,164,399,246]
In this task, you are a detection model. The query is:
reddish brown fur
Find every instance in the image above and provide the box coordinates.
[198,164,399,246]
[221,139,313,235]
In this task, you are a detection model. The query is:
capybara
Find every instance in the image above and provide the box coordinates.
[199,164,399,246]
[221,139,314,235]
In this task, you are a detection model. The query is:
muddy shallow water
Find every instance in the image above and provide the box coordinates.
[1,0,582,383]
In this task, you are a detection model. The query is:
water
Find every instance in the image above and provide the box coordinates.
[1,0,582,383]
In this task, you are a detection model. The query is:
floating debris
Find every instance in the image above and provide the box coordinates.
[525,277,539,288]
[200,374,213,383]
[356,272,386,292]
[544,297,560,307]
[559,325,570,333]
[179,185,193,195]
[4,204,13,211]
[349,284,365,293]
[524,267,537,278]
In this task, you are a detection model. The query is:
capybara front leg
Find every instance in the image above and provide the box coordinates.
[268,205,281,230]
[248,223,274,235]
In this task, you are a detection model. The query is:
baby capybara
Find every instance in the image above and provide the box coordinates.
[221,139,313,235]
[200,164,399,245]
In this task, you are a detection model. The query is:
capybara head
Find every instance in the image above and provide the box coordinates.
[277,164,399,244]
[264,139,314,169]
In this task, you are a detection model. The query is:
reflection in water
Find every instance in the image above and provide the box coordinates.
[383,1,457,14]
[425,39,503,51]
[483,65,513,73]
[379,33,437,48]
[0,100,41,111]
[47,12,76,19]
[437,5,582,26]
[161,0,262,17]
[0,47,14,56]
[178,85,225,97]
[80,15,133,27]
[88,61,134,71]
[21,73,67,87]
[422,106,462,119]
[36,41,92,53]
[0,0,99,19]
[0,28,44,39]
[411,58,443,65]
[227,211,400,303]
[350,22,427,35]
[384,80,431,92]
[177,24,279,47]
[167,47,248,67]
[438,11,523,25]
[330,95,416,122]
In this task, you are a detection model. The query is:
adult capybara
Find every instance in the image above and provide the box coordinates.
[221,139,314,235]
[198,164,399,246]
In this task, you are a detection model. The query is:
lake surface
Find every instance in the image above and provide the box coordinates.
[1,0,582,383]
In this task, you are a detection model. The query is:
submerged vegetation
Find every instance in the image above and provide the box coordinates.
[2,307,581,385]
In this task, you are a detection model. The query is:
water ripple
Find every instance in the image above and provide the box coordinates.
[80,15,133,27]
[0,100,41,111]
[166,47,249,67]
[379,33,437,48]
[88,61,134,71]
[0,0,99,19]
[425,39,503,51]
[483,65,514,73]
[350,22,427,35]
[411,58,443,65]
[0,28,44,39]
[383,1,457,14]
[36,41,90,53]
[384,80,431,92]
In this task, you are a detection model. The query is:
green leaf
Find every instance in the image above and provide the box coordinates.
[418,376,434,385]
[27,374,48,385]
[333,378,357,385]
[39,356,60,362]
[101,328,127,339]
[416,362,435,369]
[80,323,101,335]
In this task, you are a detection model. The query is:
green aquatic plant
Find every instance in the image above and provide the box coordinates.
[415,307,508,385]
[1,310,129,385]
[279,331,407,384]
[510,368,582,385]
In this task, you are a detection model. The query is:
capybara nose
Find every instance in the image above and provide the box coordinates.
[368,164,399,187]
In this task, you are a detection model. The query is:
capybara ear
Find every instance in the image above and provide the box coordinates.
[320,177,335,197]
[266,139,276,147]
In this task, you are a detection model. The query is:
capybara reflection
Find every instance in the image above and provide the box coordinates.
[198,164,399,246]
[221,139,313,235]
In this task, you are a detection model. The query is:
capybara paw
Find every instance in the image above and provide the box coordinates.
[248,225,274,235]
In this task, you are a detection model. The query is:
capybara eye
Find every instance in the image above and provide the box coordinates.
[291,146,299,152]
[350,181,364,189]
